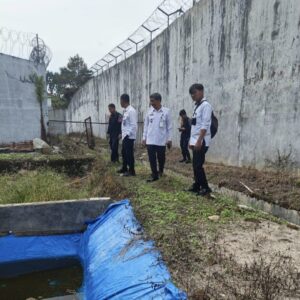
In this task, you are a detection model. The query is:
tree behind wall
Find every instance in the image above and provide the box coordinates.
[47,55,93,109]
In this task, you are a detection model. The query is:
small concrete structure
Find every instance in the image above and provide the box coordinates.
[0,53,47,144]
[0,198,113,236]
[48,108,67,136]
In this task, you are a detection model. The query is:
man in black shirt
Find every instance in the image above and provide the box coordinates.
[178,109,191,163]
[107,103,122,162]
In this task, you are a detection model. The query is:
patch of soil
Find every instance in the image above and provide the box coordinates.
[220,221,300,267]
[150,218,300,299]
[210,221,300,300]
[136,146,300,212]
[86,159,129,200]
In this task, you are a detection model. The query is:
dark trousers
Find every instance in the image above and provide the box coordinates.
[180,136,191,161]
[192,141,209,190]
[147,145,166,179]
[121,137,135,173]
[109,136,119,162]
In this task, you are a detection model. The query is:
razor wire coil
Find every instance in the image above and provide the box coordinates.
[90,0,201,75]
[0,27,52,67]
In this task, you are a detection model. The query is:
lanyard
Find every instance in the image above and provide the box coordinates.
[193,100,206,117]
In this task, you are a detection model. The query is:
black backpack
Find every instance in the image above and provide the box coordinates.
[211,111,218,139]
[194,100,218,139]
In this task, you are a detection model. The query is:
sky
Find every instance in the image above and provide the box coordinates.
[0,0,162,71]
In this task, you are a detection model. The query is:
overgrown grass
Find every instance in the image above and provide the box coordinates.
[0,169,89,204]
[124,165,279,229]
[0,156,128,204]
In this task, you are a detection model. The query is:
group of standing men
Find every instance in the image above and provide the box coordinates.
[107,83,213,196]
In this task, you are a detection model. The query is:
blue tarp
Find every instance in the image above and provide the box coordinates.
[0,200,187,300]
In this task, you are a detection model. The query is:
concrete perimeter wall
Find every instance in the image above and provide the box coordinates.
[66,0,300,169]
[0,53,47,144]
[48,108,67,135]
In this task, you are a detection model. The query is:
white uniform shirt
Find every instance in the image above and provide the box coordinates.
[143,106,172,146]
[189,98,213,147]
[122,105,137,140]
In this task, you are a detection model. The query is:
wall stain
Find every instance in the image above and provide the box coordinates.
[260,60,264,80]
[238,0,252,165]
[272,0,281,40]
[208,0,215,67]
[259,32,264,40]
[163,30,170,96]
[219,0,226,68]
[183,13,192,82]
[5,71,35,85]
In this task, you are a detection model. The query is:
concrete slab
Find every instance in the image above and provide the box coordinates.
[44,295,80,300]
[0,198,113,236]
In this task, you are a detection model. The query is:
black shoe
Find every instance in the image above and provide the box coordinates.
[122,171,136,177]
[147,177,159,182]
[197,188,212,196]
[185,185,200,193]
[117,168,127,174]
[179,159,186,163]
[185,159,191,164]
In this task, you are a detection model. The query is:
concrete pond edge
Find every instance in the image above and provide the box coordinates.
[0,197,113,236]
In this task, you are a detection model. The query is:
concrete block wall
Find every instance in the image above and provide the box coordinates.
[48,108,67,135]
[0,53,47,144]
[66,0,300,169]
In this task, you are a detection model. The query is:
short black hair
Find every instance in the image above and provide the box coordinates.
[179,109,186,116]
[150,93,162,101]
[120,94,130,103]
[108,103,115,109]
[189,83,204,94]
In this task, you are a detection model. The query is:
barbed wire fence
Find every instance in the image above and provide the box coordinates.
[90,0,200,76]
[0,27,52,67]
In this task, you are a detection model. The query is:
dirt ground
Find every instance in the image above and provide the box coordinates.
[170,220,300,299]
[135,146,300,212]
[220,220,300,267]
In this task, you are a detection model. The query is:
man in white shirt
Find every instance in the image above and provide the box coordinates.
[117,93,137,177]
[188,84,212,196]
[142,93,172,182]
